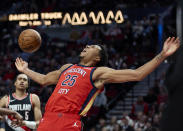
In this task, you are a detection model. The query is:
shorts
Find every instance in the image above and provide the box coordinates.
[37,112,83,131]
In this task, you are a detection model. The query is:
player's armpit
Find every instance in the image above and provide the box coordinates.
[43,63,72,86]
[94,67,140,84]
[42,70,61,86]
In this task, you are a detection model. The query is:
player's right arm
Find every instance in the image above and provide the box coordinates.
[15,58,72,86]
[0,96,8,108]
[0,96,23,123]
[0,96,7,121]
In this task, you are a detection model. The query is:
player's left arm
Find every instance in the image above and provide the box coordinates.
[22,94,42,129]
[94,37,180,85]
[32,94,42,126]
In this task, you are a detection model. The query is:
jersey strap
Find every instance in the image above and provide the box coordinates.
[79,67,101,116]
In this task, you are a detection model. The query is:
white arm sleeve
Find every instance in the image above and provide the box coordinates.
[24,121,37,129]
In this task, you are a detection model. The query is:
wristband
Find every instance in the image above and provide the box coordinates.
[24,121,36,129]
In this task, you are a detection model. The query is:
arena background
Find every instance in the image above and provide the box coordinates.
[0,0,182,131]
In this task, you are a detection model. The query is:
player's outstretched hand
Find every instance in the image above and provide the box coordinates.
[11,111,23,127]
[15,57,28,73]
[162,37,180,57]
[14,111,23,122]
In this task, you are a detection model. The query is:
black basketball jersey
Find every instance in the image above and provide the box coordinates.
[5,93,34,131]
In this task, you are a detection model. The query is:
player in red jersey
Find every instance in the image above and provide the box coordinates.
[15,37,180,131]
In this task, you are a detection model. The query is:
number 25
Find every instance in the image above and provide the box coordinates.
[61,75,78,87]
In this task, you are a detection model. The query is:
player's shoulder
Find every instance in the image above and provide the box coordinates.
[95,66,114,73]
[30,94,40,102]
[30,94,40,107]
[61,63,73,69]
[30,93,39,98]
[93,66,114,78]
[58,63,73,73]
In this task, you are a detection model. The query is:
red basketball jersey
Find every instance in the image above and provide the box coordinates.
[45,64,102,116]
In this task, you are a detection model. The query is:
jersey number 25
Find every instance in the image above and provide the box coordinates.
[61,75,78,87]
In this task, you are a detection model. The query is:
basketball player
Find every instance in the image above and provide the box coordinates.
[0,74,42,131]
[15,37,180,131]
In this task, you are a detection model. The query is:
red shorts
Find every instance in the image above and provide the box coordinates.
[37,112,83,131]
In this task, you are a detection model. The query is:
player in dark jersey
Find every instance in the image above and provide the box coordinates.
[15,37,180,131]
[0,74,42,131]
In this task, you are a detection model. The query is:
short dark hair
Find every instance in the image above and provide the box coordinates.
[96,44,108,67]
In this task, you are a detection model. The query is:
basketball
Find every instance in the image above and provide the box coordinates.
[18,29,41,53]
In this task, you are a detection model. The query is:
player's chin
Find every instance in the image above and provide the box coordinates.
[79,53,85,58]
[18,87,25,90]
[18,85,27,90]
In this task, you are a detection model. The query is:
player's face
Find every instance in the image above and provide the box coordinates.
[80,45,101,63]
[14,74,29,90]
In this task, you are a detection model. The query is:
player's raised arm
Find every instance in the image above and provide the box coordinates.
[15,58,72,86]
[95,37,180,85]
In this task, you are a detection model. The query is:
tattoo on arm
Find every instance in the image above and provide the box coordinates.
[156,52,164,61]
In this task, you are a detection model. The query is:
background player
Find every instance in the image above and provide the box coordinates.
[15,37,180,130]
[0,74,42,131]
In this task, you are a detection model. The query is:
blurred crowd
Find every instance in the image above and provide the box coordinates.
[88,71,168,131]
[0,4,175,130]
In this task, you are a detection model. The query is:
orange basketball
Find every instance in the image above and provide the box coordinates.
[18,29,41,53]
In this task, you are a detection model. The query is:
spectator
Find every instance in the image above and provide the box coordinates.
[113,124,122,131]
[121,117,134,131]
[152,114,160,130]
[157,87,168,105]
[117,112,134,127]
[144,88,157,105]
[96,118,106,131]
[134,112,147,131]
[131,96,149,116]
[106,116,117,131]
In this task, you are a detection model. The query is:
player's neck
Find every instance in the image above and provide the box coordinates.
[79,60,95,67]
[14,89,27,98]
